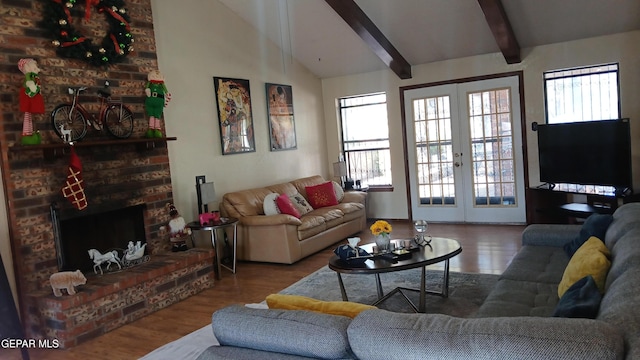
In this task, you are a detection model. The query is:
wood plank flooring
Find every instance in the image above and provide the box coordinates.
[7,221,524,360]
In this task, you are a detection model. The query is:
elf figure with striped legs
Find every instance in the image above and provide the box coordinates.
[18,58,43,145]
[144,70,171,138]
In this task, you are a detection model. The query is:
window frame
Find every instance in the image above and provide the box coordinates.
[543,63,620,125]
[337,92,393,191]
[542,63,622,195]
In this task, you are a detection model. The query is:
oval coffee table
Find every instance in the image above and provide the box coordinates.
[328,237,462,313]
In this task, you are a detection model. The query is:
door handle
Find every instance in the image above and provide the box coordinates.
[455,153,463,166]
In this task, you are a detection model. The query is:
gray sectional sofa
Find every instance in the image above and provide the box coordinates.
[196,203,640,359]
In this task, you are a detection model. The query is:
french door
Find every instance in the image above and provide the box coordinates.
[404,76,526,223]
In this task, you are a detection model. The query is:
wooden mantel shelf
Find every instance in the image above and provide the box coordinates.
[9,137,177,159]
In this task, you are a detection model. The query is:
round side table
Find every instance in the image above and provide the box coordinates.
[187,218,238,280]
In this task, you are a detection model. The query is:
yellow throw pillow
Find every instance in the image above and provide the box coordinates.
[266,294,376,318]
[558,236,611,298]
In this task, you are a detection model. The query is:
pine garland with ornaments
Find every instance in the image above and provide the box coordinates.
[41,0,134,67]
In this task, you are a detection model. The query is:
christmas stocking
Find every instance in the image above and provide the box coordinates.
[61,147,87,210]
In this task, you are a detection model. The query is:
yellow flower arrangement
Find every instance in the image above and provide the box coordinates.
[370,220,392,236]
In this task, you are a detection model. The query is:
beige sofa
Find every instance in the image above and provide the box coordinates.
[220,175,367,264]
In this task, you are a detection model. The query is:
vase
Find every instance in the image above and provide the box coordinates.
[375,234,391,253]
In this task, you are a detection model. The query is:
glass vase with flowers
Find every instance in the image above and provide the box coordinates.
[370,220,392,253]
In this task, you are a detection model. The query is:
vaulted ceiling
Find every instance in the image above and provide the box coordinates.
[218,0,640,79]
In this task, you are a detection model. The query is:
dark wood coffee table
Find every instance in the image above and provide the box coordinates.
[328,237,462,313]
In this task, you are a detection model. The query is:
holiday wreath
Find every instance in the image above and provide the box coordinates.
[41,0,134,66]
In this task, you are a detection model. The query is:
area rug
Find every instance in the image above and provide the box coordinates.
[139,266,499,359]
[280,265,499,316]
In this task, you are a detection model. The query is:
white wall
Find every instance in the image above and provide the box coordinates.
[151,0,328,221]
[322,31,640,219]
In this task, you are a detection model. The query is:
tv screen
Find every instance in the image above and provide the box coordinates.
[537,119,632,189]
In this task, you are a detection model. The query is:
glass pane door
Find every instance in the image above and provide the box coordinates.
[468,88,517,207]
[404,76,525,223]
[413,95,456,205]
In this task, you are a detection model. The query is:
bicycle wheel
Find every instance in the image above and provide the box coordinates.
[51,104,88,142]
[104,103,134,139]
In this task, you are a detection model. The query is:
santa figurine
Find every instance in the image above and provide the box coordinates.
[18,58,44,145]
[166,203,191,252]
[144,70,171,138]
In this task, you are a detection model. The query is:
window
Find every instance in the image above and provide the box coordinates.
[338,93,392,187]
[543,63,620,194]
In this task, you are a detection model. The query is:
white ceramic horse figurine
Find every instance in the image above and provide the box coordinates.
[88,249,121,275]
[58,124,72,143]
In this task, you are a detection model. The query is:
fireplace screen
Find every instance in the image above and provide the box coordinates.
[51,203,147,274]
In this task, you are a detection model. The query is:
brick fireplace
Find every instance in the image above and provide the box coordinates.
[6,141,216,348]
[0,0,215,348]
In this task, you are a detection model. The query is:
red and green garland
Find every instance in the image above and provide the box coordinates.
[41,0,134,66]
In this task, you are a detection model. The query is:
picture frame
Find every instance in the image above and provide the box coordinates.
[213,77,256,155]
[265,83,297,151]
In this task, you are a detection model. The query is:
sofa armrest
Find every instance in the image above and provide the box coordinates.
[211,305,353,360]
[348,310,623,360]
[240,214,302,226]
[521,224,581,247]
[342,191,366,205]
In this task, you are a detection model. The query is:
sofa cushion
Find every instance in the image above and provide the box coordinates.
[521,224,581,247]
[476,278,559,317]
[266,294,376,318]
[305,181,339,209]
[290,175,326,199]
[605,231,640,289]
[276,194,301,218]
[499,245,569,284]
[196,345,320,360]
[597,269,640,360]
[331,202,366,222]
[558,236,611,298]
[223,187,279,217]
[309,207,344,228]
[553,275,602,318]
[263,193,281,216]
[297,215,328,240]
[604,203,640,249]
[348,309,624,360]
[298,214,325,231]
[564,214,613,257]
[212,305,354,359]
[288,193,314,215]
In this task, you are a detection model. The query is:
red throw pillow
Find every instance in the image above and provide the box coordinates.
[276,193,301,218]
[306,182,339,209]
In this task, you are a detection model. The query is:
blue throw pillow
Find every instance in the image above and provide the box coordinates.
[553,275,602,318]
[563,214,613,257]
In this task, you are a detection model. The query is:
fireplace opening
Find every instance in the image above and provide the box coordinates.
[51,203,147,274]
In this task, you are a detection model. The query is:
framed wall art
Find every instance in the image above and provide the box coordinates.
[213,77,256,155]
[265,83,297,151]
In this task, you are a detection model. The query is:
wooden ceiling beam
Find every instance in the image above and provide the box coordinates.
[477,0,521,64]
[325,0,412,79]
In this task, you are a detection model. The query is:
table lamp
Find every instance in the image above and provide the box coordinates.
[196,176,217,214]
[333,160,347,189]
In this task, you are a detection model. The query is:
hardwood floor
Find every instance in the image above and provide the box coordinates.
[8,221,525,360]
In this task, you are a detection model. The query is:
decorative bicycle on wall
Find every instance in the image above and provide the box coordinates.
[51,81,134,142]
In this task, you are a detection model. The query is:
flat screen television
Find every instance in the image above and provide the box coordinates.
[537,119,632,192]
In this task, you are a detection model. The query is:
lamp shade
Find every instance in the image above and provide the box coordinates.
[333,161,347,177]
[199,182,217,204]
